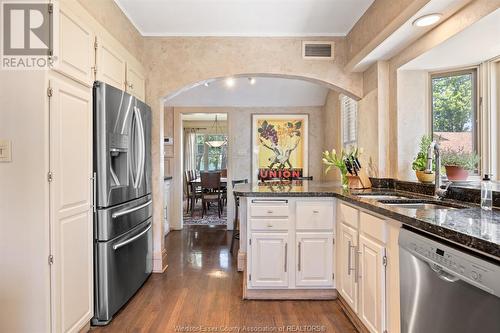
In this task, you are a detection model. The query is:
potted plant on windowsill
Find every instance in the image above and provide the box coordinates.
[412,135,435,183]
[441,147,479,181]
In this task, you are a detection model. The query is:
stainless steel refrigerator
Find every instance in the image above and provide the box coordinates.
[92,81,152,326]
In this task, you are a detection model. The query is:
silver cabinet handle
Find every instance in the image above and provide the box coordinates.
[267,210,273,214]
[313,210,319,214]
[112,200,152,219]
[251,199,288,203]
[348,241,356,276]
[284,243,288,272]
[92,172,96,213]
[113,223,151,250]
[355,247,361,283]
[298,242,301,271]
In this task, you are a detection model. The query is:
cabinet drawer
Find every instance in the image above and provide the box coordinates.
[338,203,359,229]
[360,211,387,243]
[296,201,334,230]
[250,205,289,218]
[251,218,288,231]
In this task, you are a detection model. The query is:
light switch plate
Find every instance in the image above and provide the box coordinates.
[0,140,12,162]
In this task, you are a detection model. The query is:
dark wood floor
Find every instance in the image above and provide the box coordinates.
[91,225,358,333]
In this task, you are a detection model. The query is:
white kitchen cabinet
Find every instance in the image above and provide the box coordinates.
[55,4,95,86]
[295,232,334,287]
[358,234,386,333]
[338,222,359,312]
[48,73,93,333]
[336,202,391,333]
[126,61,146,101]
[163,179,172,236]
[95,36,126,90]
[296,201,334,230]
[249,233,289,288]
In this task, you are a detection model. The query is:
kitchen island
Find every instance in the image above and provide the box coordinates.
[233,180,500,333]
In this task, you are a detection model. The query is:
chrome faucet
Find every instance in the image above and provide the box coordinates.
[425,141,451,199]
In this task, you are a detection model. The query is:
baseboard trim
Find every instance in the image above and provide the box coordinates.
[237,250,246,272]
[244,287,337,300]
[337,293,370,333]
[153,248,168,273]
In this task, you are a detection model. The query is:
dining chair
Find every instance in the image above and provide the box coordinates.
[201,172,223,218]
[230,178,249,254]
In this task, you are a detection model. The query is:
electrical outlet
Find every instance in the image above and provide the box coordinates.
[0,140,12,162]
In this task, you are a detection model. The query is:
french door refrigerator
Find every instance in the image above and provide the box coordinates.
[92,81,153,325]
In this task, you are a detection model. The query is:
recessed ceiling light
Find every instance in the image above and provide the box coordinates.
[225,77,235,88]
[248,77,256,85]
[413,13,442,27]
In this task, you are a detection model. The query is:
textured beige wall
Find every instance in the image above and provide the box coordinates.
[397,70,429,181]
[322,91,342,181]
[346,0,430,70]
[77,0,144,61]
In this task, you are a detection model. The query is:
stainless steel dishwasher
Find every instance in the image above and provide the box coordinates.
[399,228,500,333]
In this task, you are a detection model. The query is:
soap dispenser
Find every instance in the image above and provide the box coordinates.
[481,174,492,211]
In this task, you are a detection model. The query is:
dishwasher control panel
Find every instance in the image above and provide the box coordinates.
[399,229,500,297]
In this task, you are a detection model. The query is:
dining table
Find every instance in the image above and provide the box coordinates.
[188,177,228,216]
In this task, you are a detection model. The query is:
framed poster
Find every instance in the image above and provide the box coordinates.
[252,114,308,183]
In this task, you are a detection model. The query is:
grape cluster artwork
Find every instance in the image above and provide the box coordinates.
[252,114,308,183]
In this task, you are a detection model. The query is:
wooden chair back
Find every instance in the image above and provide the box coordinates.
[220,169,228,177]
[201,172,221,191]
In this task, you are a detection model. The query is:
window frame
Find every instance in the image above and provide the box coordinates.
[429,67,480,173]
[340,94,358,148]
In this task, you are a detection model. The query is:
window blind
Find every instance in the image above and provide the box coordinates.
[341,95,358,147]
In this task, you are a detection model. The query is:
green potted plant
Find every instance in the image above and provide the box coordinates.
[441,147,479,181]
[412,135,434,183]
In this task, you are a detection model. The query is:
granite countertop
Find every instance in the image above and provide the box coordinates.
[234,181,500,261]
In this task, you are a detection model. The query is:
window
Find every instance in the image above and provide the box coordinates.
[431,70,478,161]
[341,95,358,147]
[195,133,227,171]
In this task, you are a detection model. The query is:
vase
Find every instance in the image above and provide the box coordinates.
[415,170,434,183]
[340,172,349,190]
[445,165,468,181]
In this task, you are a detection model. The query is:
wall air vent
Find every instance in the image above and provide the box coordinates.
[302,41,334,60]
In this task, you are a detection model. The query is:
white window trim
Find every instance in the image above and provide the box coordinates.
[340,94,358,148]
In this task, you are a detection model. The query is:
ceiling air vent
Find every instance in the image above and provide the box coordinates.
[302,41,334,60]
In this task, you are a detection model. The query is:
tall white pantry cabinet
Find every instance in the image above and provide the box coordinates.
[0,1,146,332]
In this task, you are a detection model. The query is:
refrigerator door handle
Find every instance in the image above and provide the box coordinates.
[112,199,152,219]
[135,106,146,187]
[132,107,143,189]
[112,223,152,250]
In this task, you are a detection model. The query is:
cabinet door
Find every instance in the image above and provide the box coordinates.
[339,223,359,313]
[96,37,126,90]
[49,75,93,332]
[250,233,288,288]
[358,234,386,333]
[56,5,95,85]
[296,232,333,287]
[126,62,146,101]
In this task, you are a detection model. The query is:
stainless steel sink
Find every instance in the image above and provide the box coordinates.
[378,200,467,210]
[355,194,410,200]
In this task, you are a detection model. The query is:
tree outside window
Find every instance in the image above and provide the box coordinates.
[431,70,477,163]
[195,133,227,171]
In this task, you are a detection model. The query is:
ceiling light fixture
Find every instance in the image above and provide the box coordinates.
[248,77,256,85]
[205,115,227,148]
[413,13,442,27]
[225,77,235,88]
[203,81,210,87]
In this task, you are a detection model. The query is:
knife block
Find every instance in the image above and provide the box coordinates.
[347,168,372,189]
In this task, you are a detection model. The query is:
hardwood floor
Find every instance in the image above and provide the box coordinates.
[91,225,358,333]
